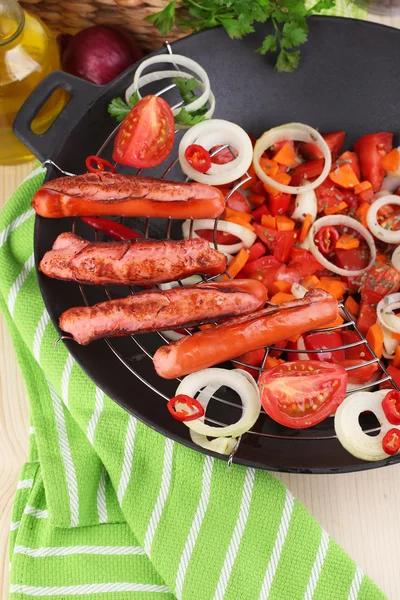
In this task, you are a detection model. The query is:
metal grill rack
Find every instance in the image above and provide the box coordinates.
[47,42,398,466]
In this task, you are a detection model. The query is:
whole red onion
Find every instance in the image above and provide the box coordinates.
[60,26,143,85]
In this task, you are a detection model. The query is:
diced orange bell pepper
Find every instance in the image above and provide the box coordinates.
[329,163,360,188]
[259,157,279,178]
[356,202,369,228]
[263,172,291,197]
[270,292,296,305]
[273,142,297,168]
[276,215,295,231]
[271,280,292,295]
[344,296,360,318]
[354,180,372,195]
[302,275,320,289]
[366,323,384,359]
[240,163,257,190]
[299,214,313,243]
[225,216,255,231]
[336,234,360,250]
[381,148,400,172]
[261,214,277,229]
[324,201,348,215]
[393,346,400,369]
[223,207,252,223]
[264,356,285,370]
[249,193,266,207]
[222,248,249,280]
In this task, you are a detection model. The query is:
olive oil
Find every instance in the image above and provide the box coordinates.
[0,0,65,164]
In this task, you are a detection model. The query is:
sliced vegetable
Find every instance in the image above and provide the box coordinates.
[179,119,253,185]
[253,124,332,195]
[167,394,205,421]
[268,193,291,216]
[367,195,400,243]
[336,234,359,250]
[113,95,175,168]
[270,292,296,305]
[182,219,256,255]
[259,360,347,429]
[354,132,393,192]
[184,144,211,173]
[189,430,238,456]
[291,189,317,224]
[382,390,400,425]
[304,331,344,362]
[253,223,296,263]
[315,225,339,256]
[85,155,115,173]
[308,215,376,278]
[366,323,384,359]
[329,164,360,189]
[273,141,297,167]
[299,131,345,161]
[299,214,313,243]
[175,368,261,438]
[381,148,400,173]
[276,215,295,231]
[290,159,324,187]
[222,248,249,279]
[334,390,391,461]
[81,217,142,241]
[382,428,400,456]
[344,296,360,318]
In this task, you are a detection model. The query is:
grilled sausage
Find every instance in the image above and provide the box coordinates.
[32,172,225,219]
[59,279,267,345]
[153,288,338,379]
[40,233,227,286]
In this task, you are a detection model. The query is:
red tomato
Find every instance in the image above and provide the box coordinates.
[354,132,393,192]
[267,193,291,216]
[289,248,323,276]
[242,255,283,295]
[315,178,347,213]
[253,223,296,263]
[360,263,400,304]
[357,301,377,335]
[210,145,236,164]
[335,246,370,293]
[231,348,266,380]
[247,241,266,262]
[196,229,238,245]
[336,359,379,385]
[259,360,348,428]
[381,366,400,390]
[218,188,252,213]
[298,131,346,161]
[304,331,345,362]
[342,330,374,362]
[112,95,174,168]
[290,159,324,187]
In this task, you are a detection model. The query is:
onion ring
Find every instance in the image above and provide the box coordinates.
[178,120,253,185]
[175,368,261,438]
[334,390,391,461]
[367,195,400,244]
[253,123,332,194]
[182,219,256,255]
[307,215,376,277]
[392,246,400,273]
[126,54,211,114]
[377,293,400,336]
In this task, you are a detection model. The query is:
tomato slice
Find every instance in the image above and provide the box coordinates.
[354,132,393,192]
[185,144,212,173]
[112,95,175,168]
[298,131,346,161]
[335,359,379,385]
[259,360,348,428]
[304,331,345,362]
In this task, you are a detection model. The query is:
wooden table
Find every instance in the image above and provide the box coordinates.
[1,12,400,598]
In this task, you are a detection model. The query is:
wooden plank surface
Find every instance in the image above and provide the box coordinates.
[1,11,399,598]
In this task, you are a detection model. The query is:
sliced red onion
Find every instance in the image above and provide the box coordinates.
[334,390,392,461]
[253,123,332,194]
[307,215,376,277]
[367,195,400,243]
[178,120,253,185]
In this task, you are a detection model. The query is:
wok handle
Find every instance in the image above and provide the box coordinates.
[13,71,101,162]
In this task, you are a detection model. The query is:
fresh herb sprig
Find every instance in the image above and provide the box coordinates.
[108,77,208,125]
[146,0,337,73]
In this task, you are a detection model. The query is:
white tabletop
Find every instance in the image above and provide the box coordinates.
[1,12,399,597]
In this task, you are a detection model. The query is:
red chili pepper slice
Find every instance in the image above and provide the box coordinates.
[382,428,400,456]
[184,144,212,173]
[81,217,142,241]
[382,390,400,425]
[315,226,340,256]
[167,394,205,422]
[85,155,115,173]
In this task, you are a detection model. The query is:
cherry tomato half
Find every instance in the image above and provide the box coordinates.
[185,144,212,173]
[112,95,175,168]
[259,360,348,428]
[315,226,340,256]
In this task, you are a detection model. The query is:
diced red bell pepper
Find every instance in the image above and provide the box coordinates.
[298,131,346,161]
[167,395,204,422]
[315,178,347,213]
[382,428,400,456]
[337,358,379,384]
[304,331,345,362]
[252,204,270,221]
[290,159,324,187]
[267,193,291,216]
[253,223,297,263]
[81,217,142,241]
[354,132,393,192]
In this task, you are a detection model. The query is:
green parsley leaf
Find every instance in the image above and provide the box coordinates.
[276,49,300,73]
[281,20,308,49]
[145,0,176,36]
[172,77,198,104]
[175,107,208,126]
[256,34,277,55]
[107,92,139,123]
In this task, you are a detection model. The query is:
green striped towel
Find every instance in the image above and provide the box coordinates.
[2,7,387,597]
